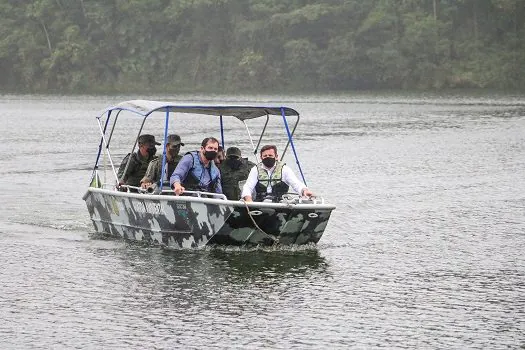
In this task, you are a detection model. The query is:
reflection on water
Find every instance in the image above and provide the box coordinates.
[205,247,328,279]
[113,243,329,292]
[91,235,329,285]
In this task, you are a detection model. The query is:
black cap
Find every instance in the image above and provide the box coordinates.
[138,134,161,146]
[226,146,242,158]
[166,134,184,147]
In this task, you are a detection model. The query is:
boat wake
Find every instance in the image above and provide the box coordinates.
[9,219,92,233]
[204,242,320,253]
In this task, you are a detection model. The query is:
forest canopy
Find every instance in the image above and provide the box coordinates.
[1,0,524,93]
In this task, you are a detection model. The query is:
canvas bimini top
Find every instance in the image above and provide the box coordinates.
[99,100,300,120]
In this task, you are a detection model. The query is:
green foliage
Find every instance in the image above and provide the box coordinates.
[0,0,524,93]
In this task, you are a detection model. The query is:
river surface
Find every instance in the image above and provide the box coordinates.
[0,93,524,349]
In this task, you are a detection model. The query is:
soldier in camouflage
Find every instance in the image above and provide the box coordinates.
[219,147,255,200]
[141,134,184,189]
[117,134,160,188]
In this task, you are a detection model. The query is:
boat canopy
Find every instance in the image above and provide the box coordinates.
[100,100,300,120]
[93,99,307,189]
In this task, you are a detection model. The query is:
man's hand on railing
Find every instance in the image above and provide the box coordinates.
[301,188,314,198]
[173,182,185,196]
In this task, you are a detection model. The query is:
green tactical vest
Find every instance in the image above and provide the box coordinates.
[147,154,182,186]
[118,152,157,187]
[255,161,289,201]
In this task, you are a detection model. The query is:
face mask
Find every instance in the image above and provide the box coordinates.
[147,147,157,157]
[262,157,276,168]
[226,158,242,170]
[204,150,217,161]
[168,147,179,158]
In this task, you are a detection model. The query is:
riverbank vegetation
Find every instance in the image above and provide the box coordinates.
[1,0,524,93]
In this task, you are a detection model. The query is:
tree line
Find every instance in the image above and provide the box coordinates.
[1,0,524,93]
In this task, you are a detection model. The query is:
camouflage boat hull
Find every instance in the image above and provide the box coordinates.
[83,188,335,248]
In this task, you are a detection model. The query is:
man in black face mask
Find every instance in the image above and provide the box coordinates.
[241,144,313,202]
[117,134,160,189]
[170,137,223,196]
[219,147,256,200]
[140,134,184,190]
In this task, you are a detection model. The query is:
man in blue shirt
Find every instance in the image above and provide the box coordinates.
[170,137,223,195]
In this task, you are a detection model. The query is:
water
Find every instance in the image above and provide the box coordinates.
[0,94,524,349]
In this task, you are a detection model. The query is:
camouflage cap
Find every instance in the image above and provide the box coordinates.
[226,146,242,158]
[138,134,161,145]
[166,134,184,147]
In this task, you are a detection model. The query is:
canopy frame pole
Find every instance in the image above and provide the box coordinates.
[280,114,300,160]
[96,112,120,186]
[159,109,170,188]
[120,117,148,183]
[242,120,256,163]
[250,114,270,163]
[93,110,112,174]
[106,110,122,149]
[281,107,306,186]
[219,115,225,149]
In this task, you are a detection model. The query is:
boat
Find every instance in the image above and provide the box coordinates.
[82,100,336,248]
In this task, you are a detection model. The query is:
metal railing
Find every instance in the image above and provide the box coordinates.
[116,185,227,200]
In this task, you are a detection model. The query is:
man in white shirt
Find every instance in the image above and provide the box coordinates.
[241,144,314,202]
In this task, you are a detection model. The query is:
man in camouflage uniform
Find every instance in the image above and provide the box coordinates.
[117,134,160,188]
[219,147,255,200]
[141,134,184,190]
